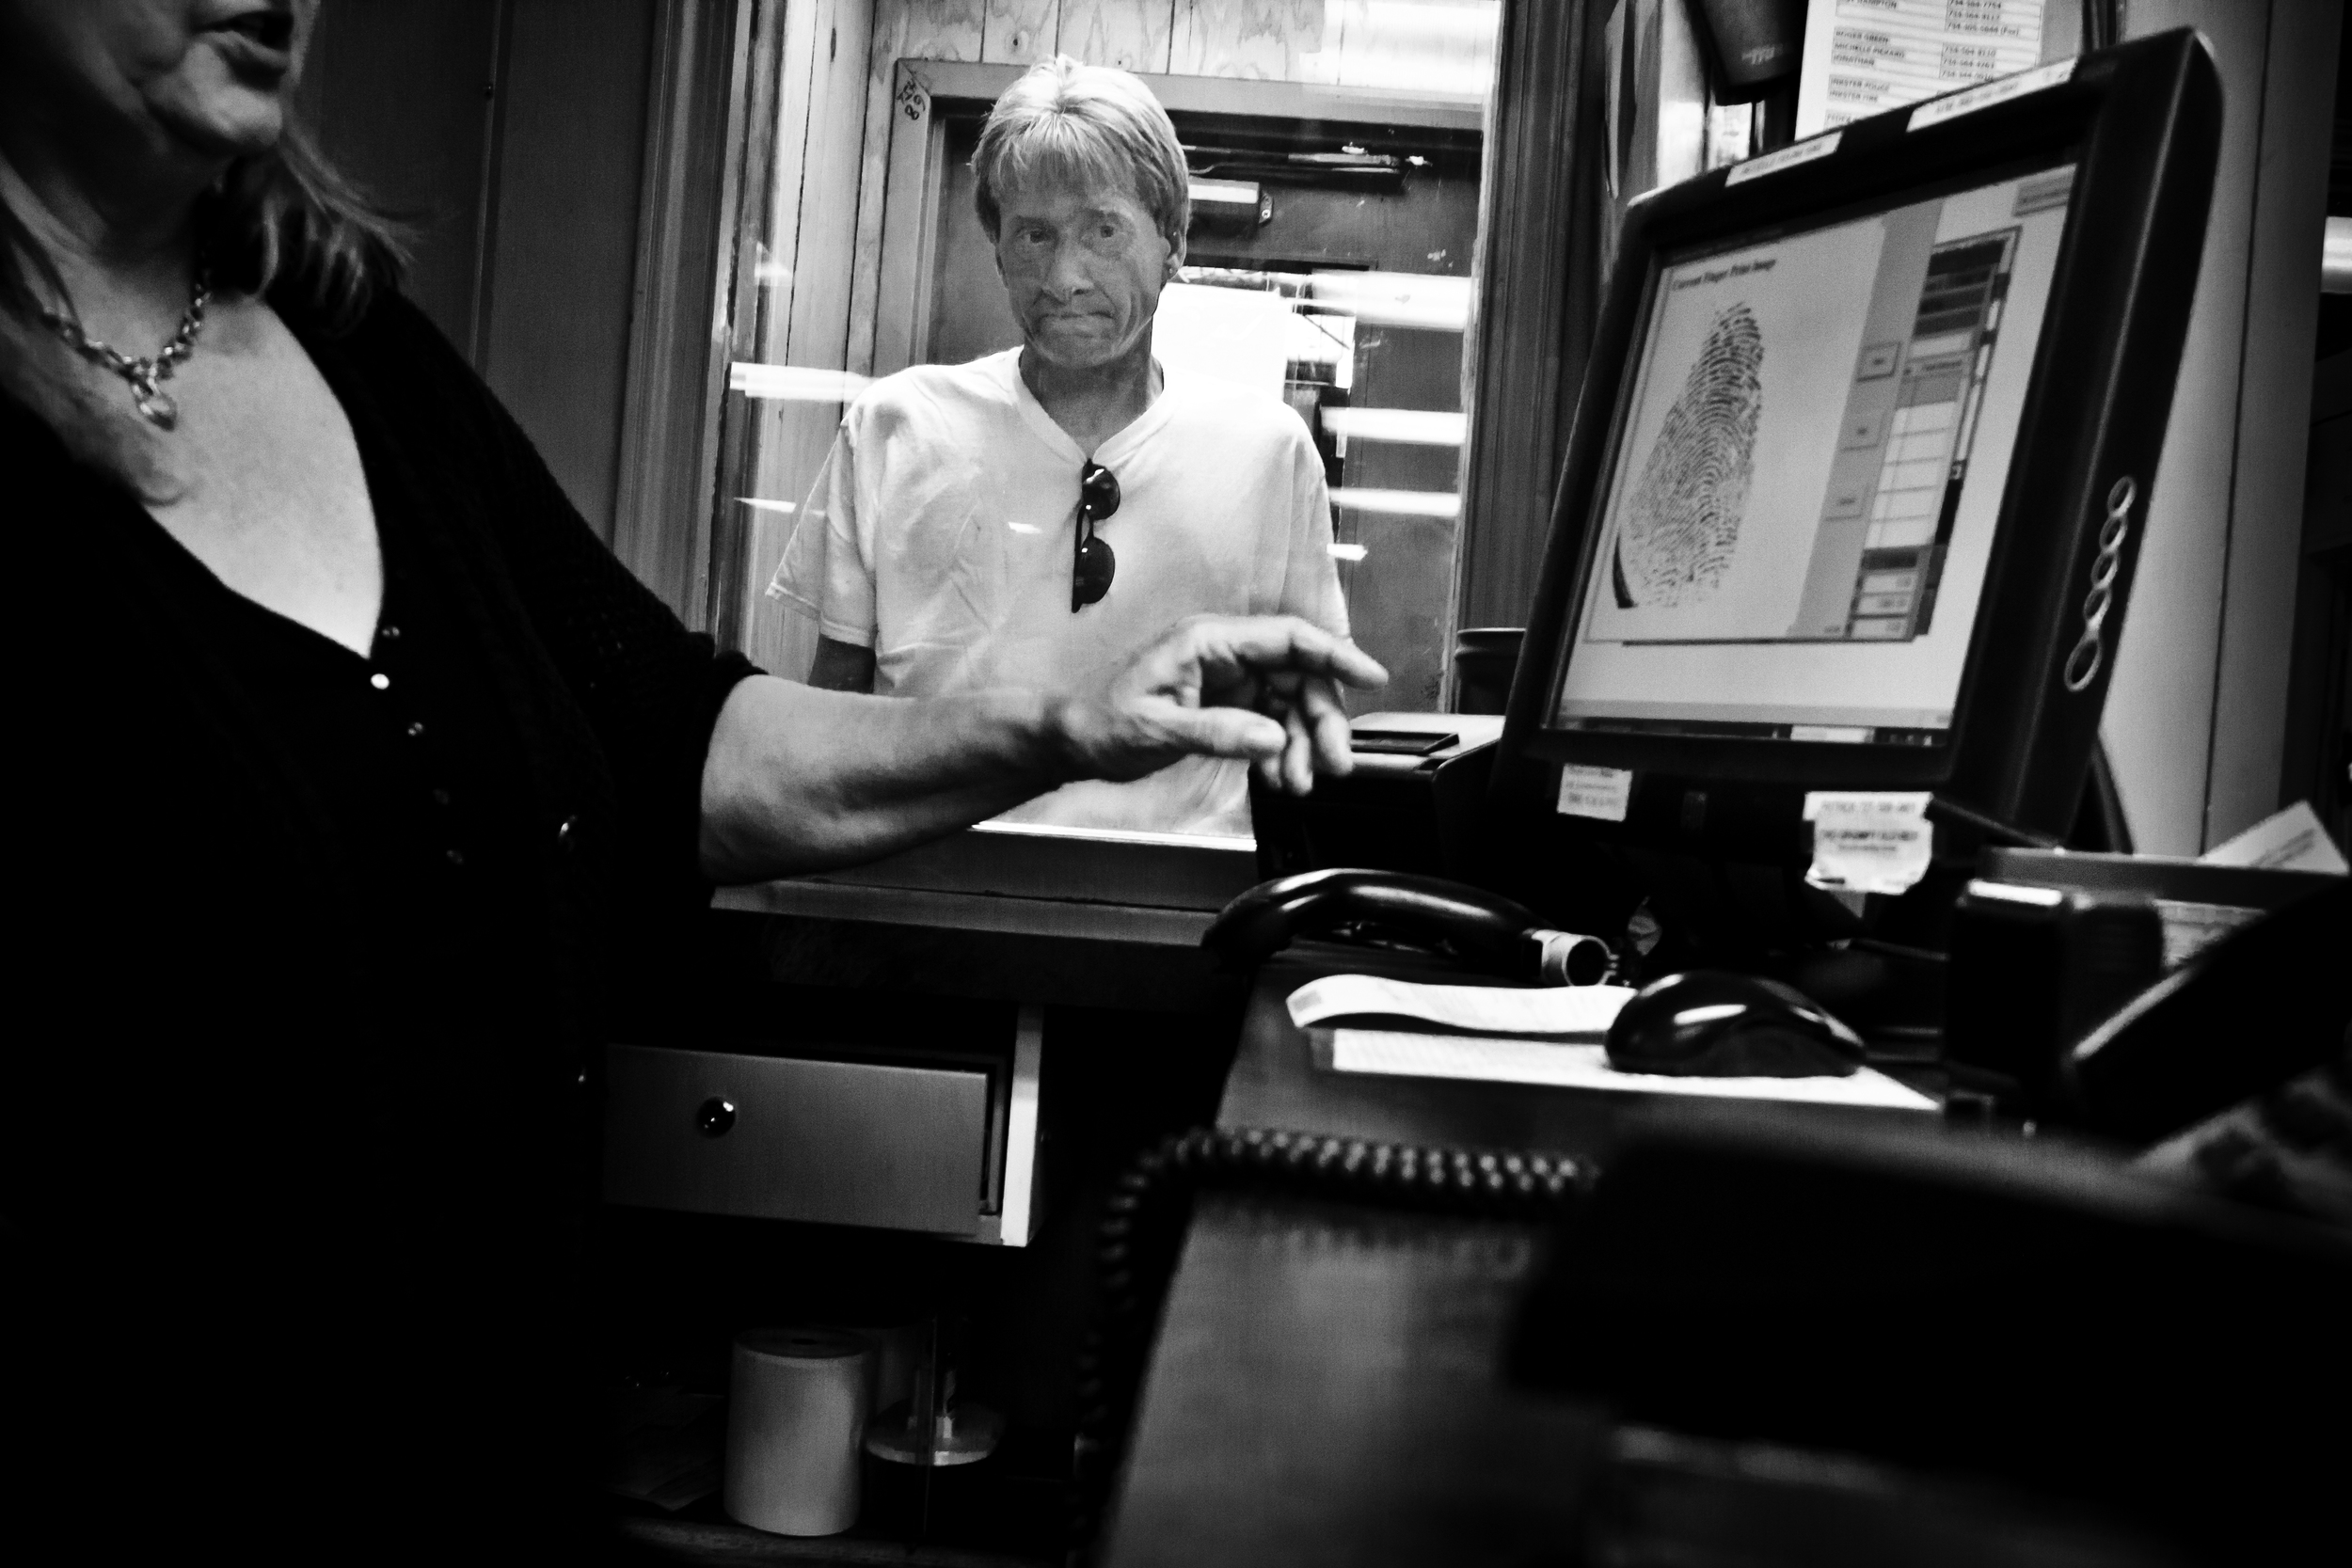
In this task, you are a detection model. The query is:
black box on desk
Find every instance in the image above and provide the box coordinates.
[1250,713,1503,883]
[1945,849,2340,1103]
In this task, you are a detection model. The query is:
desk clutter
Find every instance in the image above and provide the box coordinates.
[609,1316,1002,1542]
[1288,972,1938,1112]
[1317,1029,1937,1111]
[722,1328,869,1536]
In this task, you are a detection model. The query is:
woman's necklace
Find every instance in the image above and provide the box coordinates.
[39,268,212,431]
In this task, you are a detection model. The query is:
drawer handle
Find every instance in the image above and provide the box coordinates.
[696,1097,738,1137]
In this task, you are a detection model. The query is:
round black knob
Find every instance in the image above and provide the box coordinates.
[695,1097,737,1137]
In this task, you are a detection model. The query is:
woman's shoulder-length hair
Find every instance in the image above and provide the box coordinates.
[0,117,406,336]
[0,118,406,496]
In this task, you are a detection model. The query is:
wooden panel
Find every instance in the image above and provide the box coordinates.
[735,0,875,669]
[786,0,879,370]
[1170,0,1330,79]
[1333,0,1497,96]
[983,0,1063,62]
[296,0,501,355]
[846,0,988,372]
[755,0,828,366]
[902,0,990,58]
[739,390,838,676]
[1059,0,1176,71]
[872,71,949,375]
[909,57,1483,125]
[481,0,659,546]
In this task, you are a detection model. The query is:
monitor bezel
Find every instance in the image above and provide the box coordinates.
[1497,32,2222,839]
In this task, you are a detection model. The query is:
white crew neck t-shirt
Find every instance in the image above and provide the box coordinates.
[771,348,1347,835]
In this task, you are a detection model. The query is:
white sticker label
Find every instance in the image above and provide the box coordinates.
[1804,791,1934,896]
[1909,58,2077,134]
[1557,765,1634,822]
[1724,131,1842,186]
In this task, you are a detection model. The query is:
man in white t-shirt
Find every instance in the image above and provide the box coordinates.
[770,55,1348,836]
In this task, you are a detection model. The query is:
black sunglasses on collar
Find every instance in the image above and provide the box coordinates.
[1073,461,1120,610]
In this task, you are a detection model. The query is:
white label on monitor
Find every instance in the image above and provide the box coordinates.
[1909,59,2077,134]
[1558,766,1634,822]
[1803,791,1933,895]
[1724,130,1842,186]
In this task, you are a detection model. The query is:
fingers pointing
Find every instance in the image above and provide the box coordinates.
[1155,705,1286,764]
[1184,616,1389,692]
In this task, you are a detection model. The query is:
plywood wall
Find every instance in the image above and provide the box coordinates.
[836,1,1496,376]
[850,1,1495,90]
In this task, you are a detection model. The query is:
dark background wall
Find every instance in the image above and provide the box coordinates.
[298,0,662,546]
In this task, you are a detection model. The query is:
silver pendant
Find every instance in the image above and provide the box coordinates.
[134,386,178,430]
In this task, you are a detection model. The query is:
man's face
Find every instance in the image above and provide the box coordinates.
[993,177,1181,372]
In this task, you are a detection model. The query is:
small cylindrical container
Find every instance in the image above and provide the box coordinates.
[723,1327,871,1536]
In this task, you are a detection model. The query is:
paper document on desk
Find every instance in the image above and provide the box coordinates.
[1287,974,1636,1039]
[1326,1031,1938,1112]
[2197,801,2349,876]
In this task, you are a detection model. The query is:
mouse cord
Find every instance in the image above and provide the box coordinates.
[1068,1126,1590,1567]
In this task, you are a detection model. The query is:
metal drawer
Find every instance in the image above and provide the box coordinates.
[604,1043,993,1236]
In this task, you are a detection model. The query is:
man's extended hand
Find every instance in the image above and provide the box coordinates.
[1050,615,1388,794]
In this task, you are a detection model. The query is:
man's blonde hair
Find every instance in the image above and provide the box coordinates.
[972,56,1190,250]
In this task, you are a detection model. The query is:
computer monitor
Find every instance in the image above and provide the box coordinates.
[1498,30,2220,854]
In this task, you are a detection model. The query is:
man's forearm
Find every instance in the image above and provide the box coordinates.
[696,674,1069,882]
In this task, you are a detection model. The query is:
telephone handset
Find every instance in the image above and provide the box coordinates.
[1201,868,1615,985]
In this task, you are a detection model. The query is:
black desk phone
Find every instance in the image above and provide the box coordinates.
[1203,866,1613,985]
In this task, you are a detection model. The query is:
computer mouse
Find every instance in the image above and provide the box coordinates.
[1605,970,1867,1077]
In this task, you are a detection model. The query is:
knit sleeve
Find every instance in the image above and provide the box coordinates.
[354,294,758,909]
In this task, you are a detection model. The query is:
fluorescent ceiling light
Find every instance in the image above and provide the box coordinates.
[1321,408,1468,446]
[1330,488,1461,518]
[731,363,873,402]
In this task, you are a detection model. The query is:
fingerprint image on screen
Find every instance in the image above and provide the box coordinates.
[1612,304,1764,609]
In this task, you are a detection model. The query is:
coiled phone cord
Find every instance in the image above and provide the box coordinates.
[1068,1126,1590,1566]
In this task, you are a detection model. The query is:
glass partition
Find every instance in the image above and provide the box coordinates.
[708,0,1500,846]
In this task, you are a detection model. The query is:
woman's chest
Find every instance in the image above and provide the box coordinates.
[139,302,382,655]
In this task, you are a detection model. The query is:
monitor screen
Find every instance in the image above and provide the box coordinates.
[1550,162,2078,751]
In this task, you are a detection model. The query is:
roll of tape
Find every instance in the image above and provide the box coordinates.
[723,1327,871,1536]
[1533,928,1614,985]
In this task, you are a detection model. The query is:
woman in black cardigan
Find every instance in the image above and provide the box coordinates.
[0,4,1379,1557]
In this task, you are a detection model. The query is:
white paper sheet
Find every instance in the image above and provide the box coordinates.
[1286,974,1635,1039]
[1795,0,2045,139]
[2197,801,2350,876]
[1326,1029,1938,1111]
